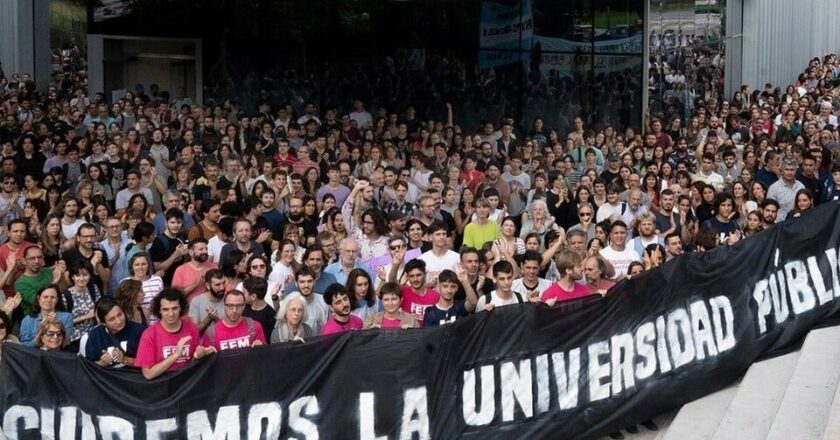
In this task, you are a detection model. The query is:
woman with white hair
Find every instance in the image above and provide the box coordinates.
[519,199,562,244]
[270,295,313,343]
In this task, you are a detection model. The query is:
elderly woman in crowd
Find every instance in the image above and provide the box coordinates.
[35,318,68,352]
[271,295,312,343]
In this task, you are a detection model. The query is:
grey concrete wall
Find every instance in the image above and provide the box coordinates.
[0,0,50,91]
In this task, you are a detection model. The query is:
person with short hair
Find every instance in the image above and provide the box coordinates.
[171,238,218,303]
[188,267,226,331]
[242,276,275,337]
[475,261,525,310]
[136,288,216,380]
[84,299,145,368]
[201,290,266,351]
[419,220,461,287]
[462,197,501,250]
[423,269,477,327]
[364,282,419,329]
[598,221,641,281]
[321,283,363,335]
[767,158,806,221]
[149,208,189,285]
[400,260,440,324]
[286,266,330,334]
[270,295,312,343]
[541,249,589,304]
[15,246,68,312]
[513,250,552,300]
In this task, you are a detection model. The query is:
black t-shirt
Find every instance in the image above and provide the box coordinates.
[244,304,276,338]
[599,168,620,185]
[149,233,186,285]
[703,217,739,244]
[423,301,469,327]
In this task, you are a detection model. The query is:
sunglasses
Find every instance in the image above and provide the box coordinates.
[45,330,63,338]
[390,245,404,251]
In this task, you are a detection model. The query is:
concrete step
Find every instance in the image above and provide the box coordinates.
[660,380,741,440]
[710,350,802,440]
[767,326,840,440]
[820,363,840,440]
[596,410,677,440]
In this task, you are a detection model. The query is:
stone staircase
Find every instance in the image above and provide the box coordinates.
[663,325,840,440]
[599,325,840,440]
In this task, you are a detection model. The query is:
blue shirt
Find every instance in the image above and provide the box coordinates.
[323,261,373,285]
[285,271,339,295]
[20,312,75,347]
[84,321,146,363]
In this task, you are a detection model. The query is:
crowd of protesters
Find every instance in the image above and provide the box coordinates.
[0,47,838,401]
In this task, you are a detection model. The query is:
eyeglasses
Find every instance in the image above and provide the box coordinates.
[250,264,266,269]
[579,212,592,217]
[3,182,14,185]
[45,331,63,338]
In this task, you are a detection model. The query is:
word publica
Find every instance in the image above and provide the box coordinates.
[753,246,840,334]
[461,296,735,427]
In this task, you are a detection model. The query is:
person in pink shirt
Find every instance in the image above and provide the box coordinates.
[171,238,218,303]
[321,283,363,335]
[363,282,419,329]
[541,249,590,305]
[399,259,440,324]
[201,290,266,351]
[135,288,216,380]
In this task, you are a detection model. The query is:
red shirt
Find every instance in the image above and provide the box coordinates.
[401,286,440,325]
[201,318,266,351]
[541,282,591,303]
[462,170,485,192]
[321,315,364,335]
[0,241,35,298]
[381,317,402,328]
[135,318,201,373]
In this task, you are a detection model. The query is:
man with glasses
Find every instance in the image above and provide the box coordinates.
[0,174,23,227]
[324,238,371,285]
[99,217,132,295]
[64,223,111,294]
[202,290,266,351]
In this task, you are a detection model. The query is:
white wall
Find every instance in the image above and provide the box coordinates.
[737,0,840,91]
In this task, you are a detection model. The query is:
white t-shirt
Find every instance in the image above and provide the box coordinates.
[419,249,461,286]
[475,290,525,310]
[512,278,553,300]
[268,261,295,292]
[599,246,641,280]
[61,219,85,240]
[207,236,227,264]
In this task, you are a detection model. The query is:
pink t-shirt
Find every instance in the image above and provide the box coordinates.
[381,317,402,328]
[321,315,364,335]
[541,282,591,303]
[172,262,218,303]
[135,318,201,372]
[400,286,440,325]
[201,319,266,351]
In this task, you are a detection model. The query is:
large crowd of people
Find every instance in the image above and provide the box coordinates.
[0,45,838,406]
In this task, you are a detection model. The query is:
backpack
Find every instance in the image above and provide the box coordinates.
[485,290,524,306]
[62,285,100,313]
[205,317,256,347]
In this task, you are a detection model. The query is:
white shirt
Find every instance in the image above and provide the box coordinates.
[349,110,373,130]
[475,290,524,310]
[512,278,552,299]
[207,236,227,265]
[599,246,641,280]
[419,249,461,286]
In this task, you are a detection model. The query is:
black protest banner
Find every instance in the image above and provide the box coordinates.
[3,202,840,439]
